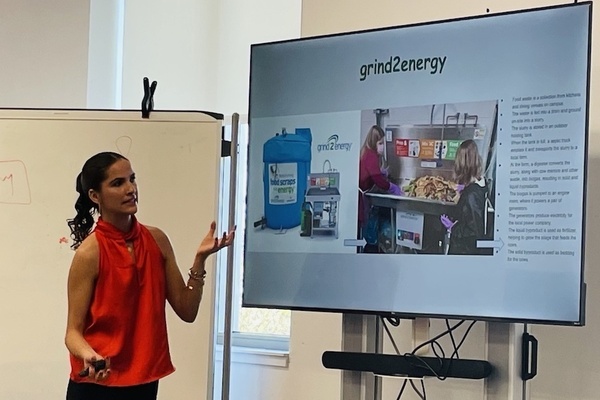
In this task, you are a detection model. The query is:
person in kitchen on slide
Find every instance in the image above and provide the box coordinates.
[440,139,489,255]
[64,151,235,400]
[358,125,402,252]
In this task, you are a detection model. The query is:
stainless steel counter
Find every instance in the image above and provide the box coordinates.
[364,193,457,253]
[365,193,456,216]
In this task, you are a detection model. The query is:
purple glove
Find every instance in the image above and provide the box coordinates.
[388,182,402,196]
[380,167,389,178]
[456,184,465,193]
[440,214,458,231]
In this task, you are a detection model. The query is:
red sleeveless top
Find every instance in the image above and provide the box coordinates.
[69,217,175,386]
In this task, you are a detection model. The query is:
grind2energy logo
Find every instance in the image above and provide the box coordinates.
[317,135,352,152]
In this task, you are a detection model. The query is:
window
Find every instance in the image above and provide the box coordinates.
[215,117,290,353]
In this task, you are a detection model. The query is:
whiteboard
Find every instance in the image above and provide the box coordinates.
[0,109,222,399]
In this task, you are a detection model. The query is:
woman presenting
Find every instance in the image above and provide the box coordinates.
[65,151,234,399]
[440,140,488,255]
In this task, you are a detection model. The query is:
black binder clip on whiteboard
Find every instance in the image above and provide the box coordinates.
[141,77,157,119]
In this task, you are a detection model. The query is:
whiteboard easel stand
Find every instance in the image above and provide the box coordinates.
[221,113,240,400]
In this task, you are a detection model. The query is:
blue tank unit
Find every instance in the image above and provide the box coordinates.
[263,128,312,229]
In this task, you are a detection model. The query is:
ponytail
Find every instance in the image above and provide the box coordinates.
[67,173,98,250]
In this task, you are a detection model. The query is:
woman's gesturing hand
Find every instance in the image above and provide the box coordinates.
[197,221,235,258]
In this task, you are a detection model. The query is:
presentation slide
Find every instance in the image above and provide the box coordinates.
[243,3,590,324]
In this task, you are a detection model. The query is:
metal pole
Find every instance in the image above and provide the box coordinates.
[484,322,526,400]
[221,113,239,400]
[365,316,383,400]
[341,314,364,400]
[341,314,382,400]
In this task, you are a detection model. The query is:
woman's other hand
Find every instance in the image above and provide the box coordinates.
[380,166,389,178]
[388,183,402,196]
[440,214,458,231]
[81,355,110,381]
[197,221,235,258]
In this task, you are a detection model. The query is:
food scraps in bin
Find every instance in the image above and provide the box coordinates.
[403,175,460,203]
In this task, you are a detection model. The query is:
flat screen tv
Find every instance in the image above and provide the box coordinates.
[243,2,591,325]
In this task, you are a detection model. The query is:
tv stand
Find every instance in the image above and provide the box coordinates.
[322,351,493,379]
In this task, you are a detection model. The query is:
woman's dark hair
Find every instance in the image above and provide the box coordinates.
[67,152,128,250]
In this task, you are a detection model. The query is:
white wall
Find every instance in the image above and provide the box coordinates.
[213,0,302,116]
[87,0,221,111]
[89,0,302,115]
[87,0,122,109]
[120,0,220,111]
[301,0,567,37]
[0,0,90,108]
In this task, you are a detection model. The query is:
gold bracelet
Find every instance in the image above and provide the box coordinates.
[188,269,207,281]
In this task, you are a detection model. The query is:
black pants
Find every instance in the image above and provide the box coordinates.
[66,379,158,400]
